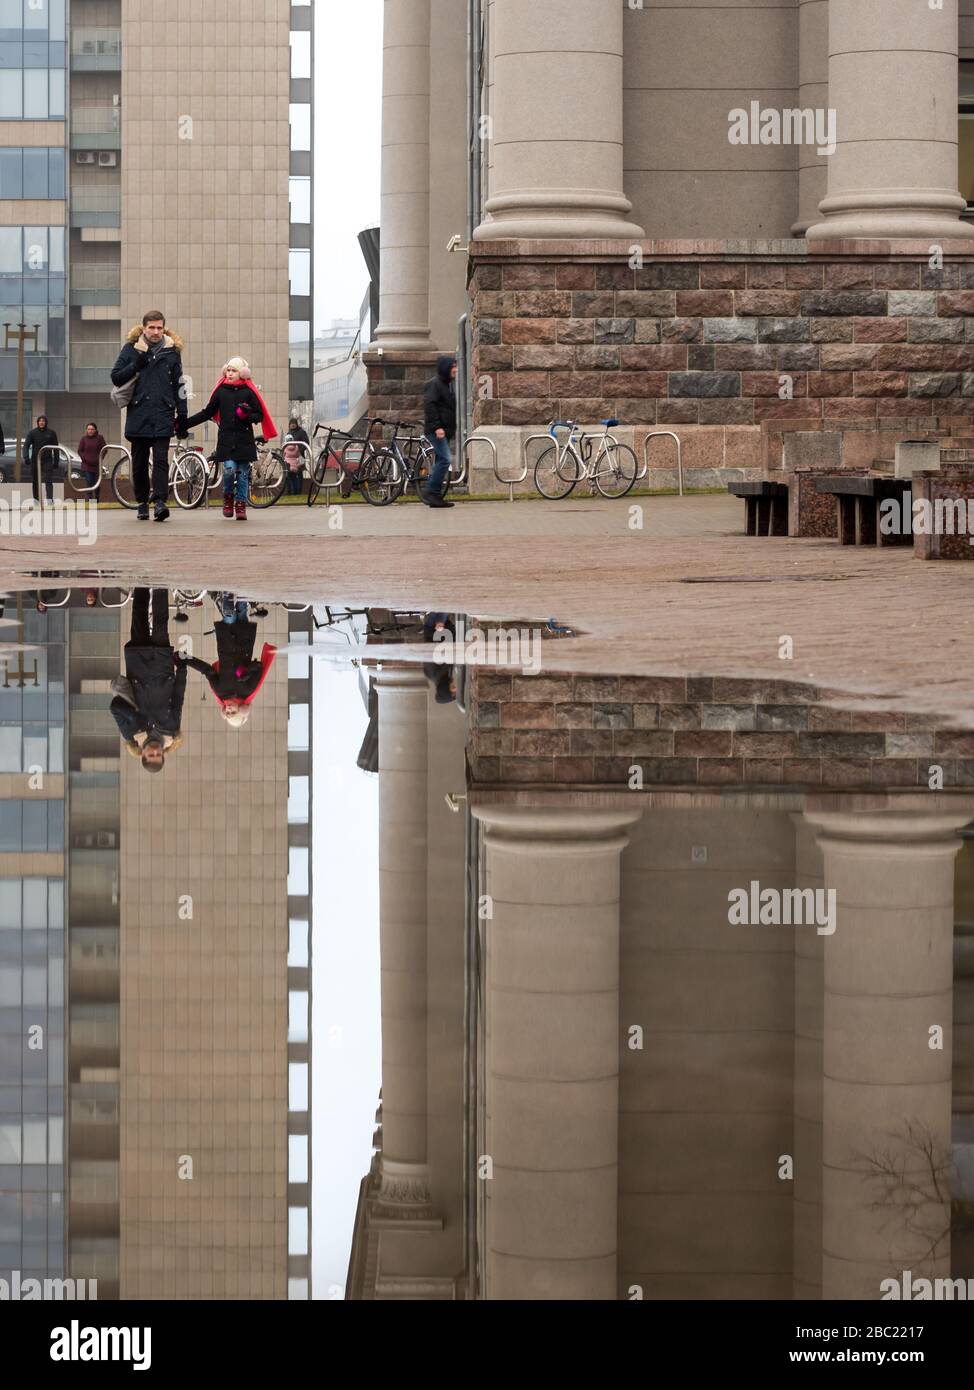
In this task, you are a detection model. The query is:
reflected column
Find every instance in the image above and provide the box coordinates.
[375,668,432,1214]
[805,798,974,1299]
[472,803,641,1299]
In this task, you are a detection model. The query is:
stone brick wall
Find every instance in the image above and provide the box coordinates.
[468,670,974,791]
[363,349,440,433]
[469,241,974,436]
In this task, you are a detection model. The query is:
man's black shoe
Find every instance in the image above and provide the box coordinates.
[153,503,170,522]
[137,503,150,520]
[422,491,454,508]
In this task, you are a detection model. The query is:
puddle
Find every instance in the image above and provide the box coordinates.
[1,581,973,1301]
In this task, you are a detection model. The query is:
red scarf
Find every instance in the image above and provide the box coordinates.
[211,377,277,441]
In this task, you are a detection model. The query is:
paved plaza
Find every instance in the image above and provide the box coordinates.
[2,494,973,723]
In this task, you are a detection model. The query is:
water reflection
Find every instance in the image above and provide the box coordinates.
[0,587,972,1301]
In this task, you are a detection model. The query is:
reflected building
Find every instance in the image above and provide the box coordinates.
[353,651,974,1301]
[1,591,315,1300]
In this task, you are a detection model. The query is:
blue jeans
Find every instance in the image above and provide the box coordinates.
[427,435,452,498]
[223,460,251,502]
[221,594,248,623]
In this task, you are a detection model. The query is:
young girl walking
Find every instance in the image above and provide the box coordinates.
[181,357,276,519]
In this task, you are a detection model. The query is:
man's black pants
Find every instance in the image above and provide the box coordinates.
[130,588,170,647]
[130,437,171,505]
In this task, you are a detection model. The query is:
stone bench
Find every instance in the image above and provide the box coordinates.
[814,474,913,547]
[727,479,789,537]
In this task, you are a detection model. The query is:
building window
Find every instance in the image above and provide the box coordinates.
[289,322,310,370]
[288,175,310,225]
[0,0,66,43]
[0,146,65,198]
[0,66,64,118]
[289,30,311,80]
[289,103,311,152]
[0,801,64,852]
[289,249,310,297]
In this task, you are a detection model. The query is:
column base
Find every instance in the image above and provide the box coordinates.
[806,191,974,244]
[474,190,644,242]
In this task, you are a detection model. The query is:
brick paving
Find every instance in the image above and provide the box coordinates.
[2,494,974,723]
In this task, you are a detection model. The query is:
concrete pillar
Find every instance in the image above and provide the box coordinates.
[374,0,433,349]
[805,798,974,1299]
[807,0,973,241]
[793,0,830,235]
[374,669,432,1213]
[792,813,825,1299]
[473,0,644,240]
[472,803,641,1299]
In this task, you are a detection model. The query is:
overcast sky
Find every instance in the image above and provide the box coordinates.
[314,0,383,331]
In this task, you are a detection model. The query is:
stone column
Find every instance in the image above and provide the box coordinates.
[472,803,641,1299]
[792,813,825,1299]
[807,0,973,241]
[373,0,433,348]
[473,0,644,240]
[793,0,830,235]
[805,798,974,1299]
[374,669,432,1215]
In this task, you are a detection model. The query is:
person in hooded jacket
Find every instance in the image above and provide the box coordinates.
[110,310,187,522]
[421,354,458,508]
[109,588,186,773]
[180,356,276,520]
[184,604,277,728]
[24,415,59,502]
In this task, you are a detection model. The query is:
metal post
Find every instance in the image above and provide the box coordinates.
[4,321,39,487]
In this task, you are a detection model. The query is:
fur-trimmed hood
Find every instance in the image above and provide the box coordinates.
[125,324,185,353]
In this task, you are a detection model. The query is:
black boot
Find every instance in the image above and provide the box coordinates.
[137,502,150,520]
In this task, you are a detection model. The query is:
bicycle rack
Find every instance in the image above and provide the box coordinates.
[98,445,131,501]
[641,430,684,496]
[460,435,500,495]
[35,590,71,608]
[465,434,525,501]
[57,448,96,497]
[34,445,75,507]
[98,589,132,609]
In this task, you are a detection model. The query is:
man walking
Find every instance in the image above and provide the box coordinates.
[422,354,457,508]
[110,311,188,522]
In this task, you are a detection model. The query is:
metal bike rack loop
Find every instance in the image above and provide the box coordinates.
[641,430,684,496]
[461,435,502,495]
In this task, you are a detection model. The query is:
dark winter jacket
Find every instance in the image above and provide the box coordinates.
[110,644,187,742]
[185,622,277,707]
[77,433,106,472]
[24,422,59,473]
[423,356,457,440]
[184,383,267,463]
[110,325,188,441]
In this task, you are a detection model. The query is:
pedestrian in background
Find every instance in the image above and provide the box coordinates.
[77,422,106,495]
[422,355,457,509]
[24,414,59,503]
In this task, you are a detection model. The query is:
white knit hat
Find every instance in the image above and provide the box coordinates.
[224,356,251,379]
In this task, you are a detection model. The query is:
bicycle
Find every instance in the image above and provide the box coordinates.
[306,421,370,507]
[110,439,209,510]
[359,419,440,506]
[533,418,638,500]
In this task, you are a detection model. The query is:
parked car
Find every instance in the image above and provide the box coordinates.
[0,451,68,484]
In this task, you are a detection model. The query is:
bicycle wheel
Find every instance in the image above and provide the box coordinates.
[411,439,450,499]
[534,443,581,500]
[359,449,402,506]
[173,453,208,509]
[594,442,638,500]
[249,450,287,508]
[111,456,139,508]
[308,446,343,506]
